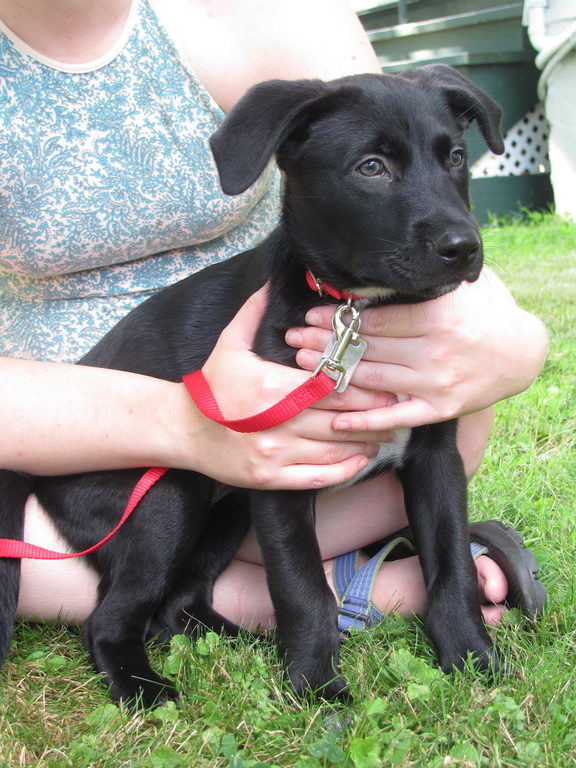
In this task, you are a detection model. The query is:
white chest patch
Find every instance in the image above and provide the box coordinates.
[330,427,412,492]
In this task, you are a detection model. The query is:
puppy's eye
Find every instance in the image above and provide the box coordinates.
[449,149,465,168]
[356,158,387,177]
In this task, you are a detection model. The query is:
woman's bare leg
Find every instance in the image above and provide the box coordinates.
[211,552,507,631]
[17,494,98,624]
[17,494,508,630]
[17,409,502,627]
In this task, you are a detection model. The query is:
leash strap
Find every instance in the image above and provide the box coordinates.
[183,369,336,433]
[0,466,168,560]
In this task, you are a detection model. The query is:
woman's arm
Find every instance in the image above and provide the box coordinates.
[154,0,381,111]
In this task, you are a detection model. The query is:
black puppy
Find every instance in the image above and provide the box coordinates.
[0,65,504,707]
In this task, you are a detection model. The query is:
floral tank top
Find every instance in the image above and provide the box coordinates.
[0,0,280,362]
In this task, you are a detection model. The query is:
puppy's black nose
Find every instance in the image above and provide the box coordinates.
[436,231,481,268]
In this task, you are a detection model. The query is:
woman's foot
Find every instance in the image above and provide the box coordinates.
[325,552,509,627]
[475,554,508,624]
[208,548,511,633]
[330,521,545,634]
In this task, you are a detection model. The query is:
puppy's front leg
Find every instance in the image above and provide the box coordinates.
[398,421,498,674]
[250,489,349,701]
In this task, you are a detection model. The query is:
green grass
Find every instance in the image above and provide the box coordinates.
[1,213,575,768]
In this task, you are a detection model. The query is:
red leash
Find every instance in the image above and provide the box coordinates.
[1,273,364,561]
[183,369,336,433]
[184,273,366,426]
[183,272,368,429]
[0,368,336,561]
[0,467,168,560]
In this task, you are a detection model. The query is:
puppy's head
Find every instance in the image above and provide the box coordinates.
[210,65,504,301]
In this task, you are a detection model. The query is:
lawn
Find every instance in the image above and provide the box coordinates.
[1,213,575,768]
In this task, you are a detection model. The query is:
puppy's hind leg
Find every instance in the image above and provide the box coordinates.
[84,574,179,708]
[81,475,212,708]
[149,490,251,641]
[0,471,34,667]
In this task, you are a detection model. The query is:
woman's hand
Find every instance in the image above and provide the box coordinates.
[285,268,548,433]
[0,288,389,483]
[171,286,395,490]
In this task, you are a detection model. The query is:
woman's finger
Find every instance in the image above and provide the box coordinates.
[294,347,421,398]
[275,453,372,491]
[330,398,441,433]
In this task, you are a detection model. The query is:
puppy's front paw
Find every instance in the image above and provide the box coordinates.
[276,595,350,701]
[112,675,179,710]
[430,618,502,677]
[283,633,351,703]
[287,661,351,703]
[437,641,500,677]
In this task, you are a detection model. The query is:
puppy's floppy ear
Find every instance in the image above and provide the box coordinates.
[402,64,505,155]
[210,79,329,195]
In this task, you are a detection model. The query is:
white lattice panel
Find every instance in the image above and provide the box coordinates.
[471,103,551,178]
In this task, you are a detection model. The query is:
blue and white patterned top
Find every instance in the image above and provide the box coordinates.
[0,0,280,362]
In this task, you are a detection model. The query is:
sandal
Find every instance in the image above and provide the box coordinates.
[334,520,546,633]
[464,520,547,619]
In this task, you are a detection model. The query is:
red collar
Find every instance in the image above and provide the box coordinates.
[306,271,362,301]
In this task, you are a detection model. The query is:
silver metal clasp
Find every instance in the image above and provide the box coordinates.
[313,300,367,392]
